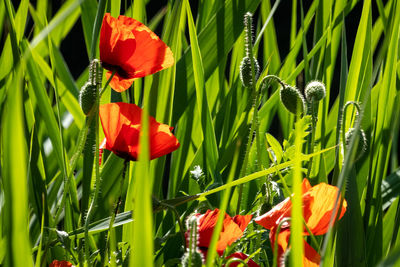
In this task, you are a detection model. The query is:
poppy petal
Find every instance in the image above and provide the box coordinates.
[99,102,179,160]
[189,209,251,255]
[49,260,73,267]
[100,13,174,92]
[303,241,321,267]
[232,214,253,232]
[225,252,260,267]
[106,71,135,92]
[303,182,347,235]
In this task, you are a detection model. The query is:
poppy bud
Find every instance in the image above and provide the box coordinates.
[182,215,203,267]
[181,250,203,267]
[79,82,97,115]
[280,85,306,115]
[244,12,254,56]
[345,128,367,161]
[305,80,326,102]
[240,56,260,87]
[89,59,102,86]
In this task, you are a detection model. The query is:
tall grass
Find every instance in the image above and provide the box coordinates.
[0,0,400,266]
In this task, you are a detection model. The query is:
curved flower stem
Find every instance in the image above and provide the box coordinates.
[341,101,362,156]
[236,75,286,213]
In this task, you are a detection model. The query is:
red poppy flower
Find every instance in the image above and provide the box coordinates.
[49,260,73,267]
[255,179,347,267]
[225,252,260,267]
[100,13,174,92]
[186,209,252,257]
[99,102,180,161]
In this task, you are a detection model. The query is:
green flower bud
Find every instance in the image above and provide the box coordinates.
[181,250,203,267]
[280,85,306,115]
[345,128,367,161]
[305,80,326,102]
[240,56,260,87]
[182,215,203,267]
[89,59,102,86]
[79,82,97,115]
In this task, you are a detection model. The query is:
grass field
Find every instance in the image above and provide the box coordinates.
[1,0,400,266]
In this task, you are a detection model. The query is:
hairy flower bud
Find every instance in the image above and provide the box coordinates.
[182,215,203,267]
[280,85,306,115]
[345,128,367,161]
[305,80,326,102]
[79,82,97,115]
[181,250,203,267]
[240,56,260,87]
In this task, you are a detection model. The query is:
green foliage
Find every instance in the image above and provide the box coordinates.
[1,0,400,266]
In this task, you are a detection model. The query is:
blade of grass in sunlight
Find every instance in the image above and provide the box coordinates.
[172,0,261,124]
[130,97,153,267]
[290,117,305,266]
[2,64,33,267]
[365,1,400,264]
[206,142,240,267]
[198,146,335,200]
[185,0,219,183]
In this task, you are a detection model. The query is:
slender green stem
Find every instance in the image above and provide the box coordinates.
[99,70,117,98]
[306,99,317,178]
[103,159,129,267]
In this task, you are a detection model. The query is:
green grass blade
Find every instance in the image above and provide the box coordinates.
[1,66,33,266]
[172,0,261,124]
[185,0,219,182]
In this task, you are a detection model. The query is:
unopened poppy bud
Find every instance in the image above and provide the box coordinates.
[181,250,203,267]
[89,59,102,86]
[244,12,254,56]
[305,80,326,102]
[280,85,306,115]
[345,128,367,161]
[79,82,97,115]
[240,56,260,87]
[281,247,291,267]
[182,215,203,267]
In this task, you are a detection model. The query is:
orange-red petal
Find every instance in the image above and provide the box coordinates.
[49,260,73,267]
[270,228,320,267]
[255,179,346,235]
[106,71,135,93]
[99,102,179,160]
[225,252,260,267]
[302,182,347,235]
[100,13,174,92]
[190,209,252,255]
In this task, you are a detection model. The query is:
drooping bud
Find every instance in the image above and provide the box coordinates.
[182,215,203,267]
[305,80,326,102]
[240,56,260,87]
[79,82,97,115]
[345,127,367,161]
[280,85,306,115]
